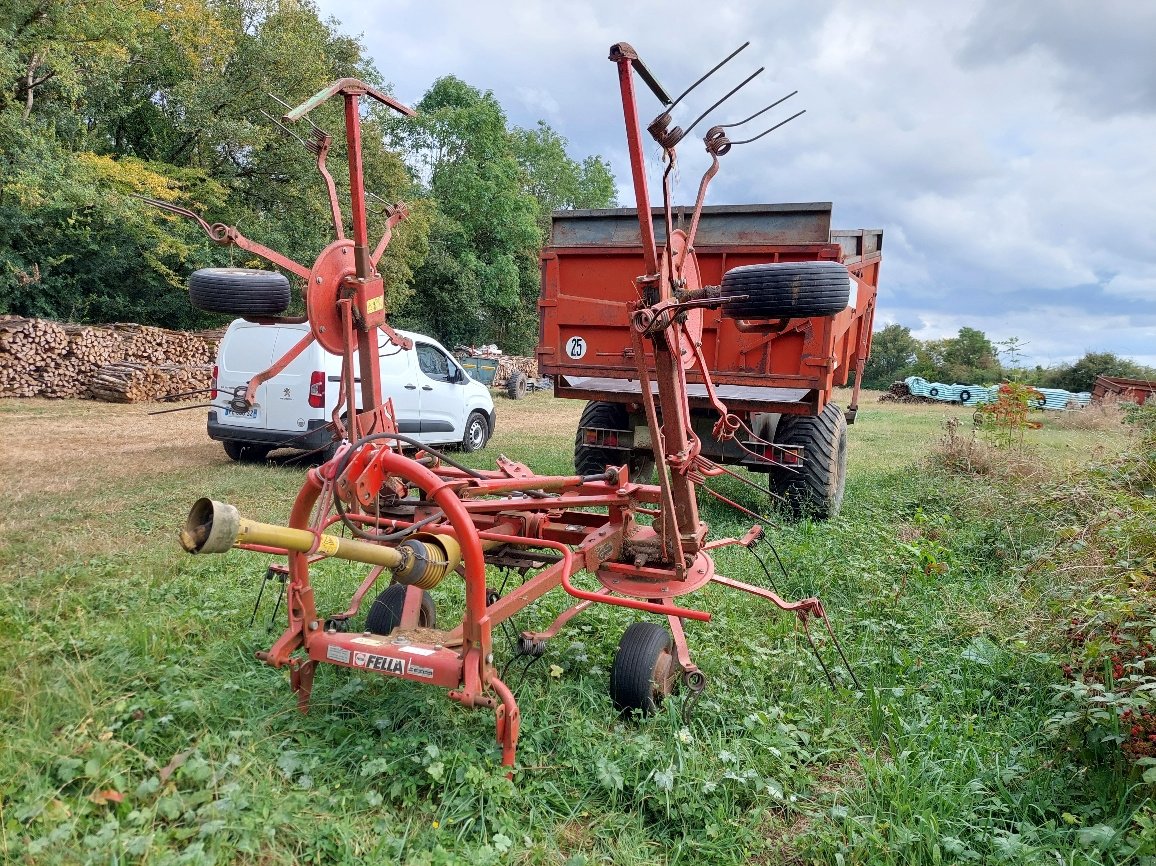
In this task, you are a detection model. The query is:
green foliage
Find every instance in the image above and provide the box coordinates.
[910,326,1002,385]
[1041,352,1156,393]
[865,325,1155,393]
[975,382,1046,448]
[389,78,615,353]
[0,3,613,343]
[861,322,919,389]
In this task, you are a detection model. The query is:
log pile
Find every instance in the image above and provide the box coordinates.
[878,380,936,404]
[88,362,212,404]
[0,316,220,402]
[493,355,539,388]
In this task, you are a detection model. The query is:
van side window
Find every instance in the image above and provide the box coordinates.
[416,343,454,383]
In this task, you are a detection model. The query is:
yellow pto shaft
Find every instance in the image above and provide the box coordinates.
[180,498,460,588]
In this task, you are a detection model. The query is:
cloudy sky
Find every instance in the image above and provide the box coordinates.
[316,0,1155,367]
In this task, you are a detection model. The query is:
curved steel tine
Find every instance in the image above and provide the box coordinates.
[716,90,798,130]
[729,109,806,146]
[667,41,750,112]
[130,195,215,235]
[682,67,764,139]
[269,92,326,137]
[259,109,313,151]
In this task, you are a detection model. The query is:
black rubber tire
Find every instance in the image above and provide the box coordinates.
[769,403,848,519]
[188,267,291,315]
[959,389,971,403]
[574,401,653,483]
[610,622,677,714]
[929,386,940,397]
[365,584,436,635]
[461,410,489,453]
[720,261,851,319]
[506,371,527,400]
[222,440,272,462]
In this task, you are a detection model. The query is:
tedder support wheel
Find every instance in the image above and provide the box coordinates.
[770,402,848,519]
[574,401,654,483]
[719,261,851,319]
[222,440,272,463]
[365,584,437,635]
[188,267,291,315]
[610,622,679,714]
[506,371,528,399]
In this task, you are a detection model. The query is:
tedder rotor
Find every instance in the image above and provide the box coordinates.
[170,46,856,768]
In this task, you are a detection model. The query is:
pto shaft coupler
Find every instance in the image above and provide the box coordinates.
[180,498,460,583]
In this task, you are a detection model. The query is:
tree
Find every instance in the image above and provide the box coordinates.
[0,0,429,327]
[908,327,1000,385]
[389,77,615,352]
[511,122,617,234]
[1042,352,1156,392]
[861,322,918,389]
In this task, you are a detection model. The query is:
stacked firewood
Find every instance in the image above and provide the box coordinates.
[493,356,539,388]
[0,316,219,401]
[88,362,212,404]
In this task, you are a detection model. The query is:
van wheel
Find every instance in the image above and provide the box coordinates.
[719,261,851,319]
[462,411,489,452]
[222,440,272,462]
[188,268,290,315]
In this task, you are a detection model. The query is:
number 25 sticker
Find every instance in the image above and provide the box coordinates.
[565,336,587,360]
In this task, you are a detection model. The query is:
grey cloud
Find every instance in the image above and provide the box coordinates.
[960,0,1156,118]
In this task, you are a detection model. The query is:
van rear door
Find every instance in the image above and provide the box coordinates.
[216,321,282,432]
[261,325,320,433]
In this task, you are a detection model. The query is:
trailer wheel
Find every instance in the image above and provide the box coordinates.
[188,267,291,315]
[365,584,436,635]
[769,403,847,519]
[719,261,851,319]
[610,622,679,714]
[222,440,272,463]
[574,401,653,482]
[506,371,528,400]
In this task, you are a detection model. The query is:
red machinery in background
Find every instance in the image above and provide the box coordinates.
[538,44,881,519]
[172,45,857,768]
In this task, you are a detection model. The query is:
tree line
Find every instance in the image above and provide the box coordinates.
[862,323,1156,393]
[0,0,616,354]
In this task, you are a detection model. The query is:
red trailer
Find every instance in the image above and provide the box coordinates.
[1093,375,1156,405]
[538,203,882,517]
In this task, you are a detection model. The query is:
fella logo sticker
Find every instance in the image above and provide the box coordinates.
[364,654,406,676]
[353,651,369,667]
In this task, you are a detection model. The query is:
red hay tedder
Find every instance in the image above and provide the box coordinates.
[166,42,874,768]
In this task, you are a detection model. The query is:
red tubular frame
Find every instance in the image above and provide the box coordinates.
[177,56,848,770]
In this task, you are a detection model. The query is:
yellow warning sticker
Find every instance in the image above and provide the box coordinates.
[316,534,340,556]
[366,295,384,314]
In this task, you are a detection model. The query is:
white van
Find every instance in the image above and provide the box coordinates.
[208,320,496,461]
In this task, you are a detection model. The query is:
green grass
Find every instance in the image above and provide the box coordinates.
[0,391,1152,864]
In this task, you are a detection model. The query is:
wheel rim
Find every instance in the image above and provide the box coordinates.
[651,647,677,704]
[467,419,485,449]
